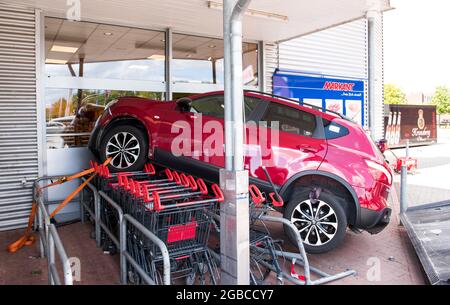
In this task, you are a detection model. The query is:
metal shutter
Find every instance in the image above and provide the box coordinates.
[0,4,38,231]
[277,19,370,128]
[264,42,278,94]
[278,19,368,79]
[372,14,385,140]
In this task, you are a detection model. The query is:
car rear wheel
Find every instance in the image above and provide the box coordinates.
[283,189,347,254]
[100,125,148,172]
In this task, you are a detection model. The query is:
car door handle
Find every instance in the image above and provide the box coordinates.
[297,144,319,153]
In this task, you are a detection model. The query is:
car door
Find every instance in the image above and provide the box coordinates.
[194,94,267,171]
[151,101,192,160]
[252,102,327,186]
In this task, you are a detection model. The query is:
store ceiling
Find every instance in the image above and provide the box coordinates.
[44,17,257,64]
[17,0,392,42]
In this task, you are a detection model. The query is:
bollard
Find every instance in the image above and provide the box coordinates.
[400,164,408,215]
[405,140,410,158]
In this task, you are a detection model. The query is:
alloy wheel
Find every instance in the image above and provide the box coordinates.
[105,132,140,169]
[290,199,338,246]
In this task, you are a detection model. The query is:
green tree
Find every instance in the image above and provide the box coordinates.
[384,84,407,104]
[432,86,450,114]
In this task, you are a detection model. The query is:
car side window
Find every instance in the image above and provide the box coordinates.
[190,95,224,118]
[190,94,262,120]
[323,119,349,139]
[262,103,317,137]
[244,96,261,119]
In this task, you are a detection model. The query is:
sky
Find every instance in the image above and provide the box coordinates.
[384,0,450,95]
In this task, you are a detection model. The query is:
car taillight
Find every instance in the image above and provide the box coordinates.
[365,159,392,185]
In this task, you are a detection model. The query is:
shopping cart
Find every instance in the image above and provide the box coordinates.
[248,180,285,285]
[133,185,223,284]
[92,162,224,284]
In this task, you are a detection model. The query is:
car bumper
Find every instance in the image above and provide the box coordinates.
[359,207,392,234]
[353,182,392,234]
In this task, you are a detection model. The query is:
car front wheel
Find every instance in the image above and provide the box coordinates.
[283,189,347,254]
[99,125,148,172]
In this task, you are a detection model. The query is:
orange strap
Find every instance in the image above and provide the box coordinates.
[6,202,37,253]
[7,158,111,253]
[39,166,100,190]
[49,173,97,218]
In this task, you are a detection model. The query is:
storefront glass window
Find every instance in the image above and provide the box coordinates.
[45,89,162,149]
[172,33,258,86]
[45,17,165,81]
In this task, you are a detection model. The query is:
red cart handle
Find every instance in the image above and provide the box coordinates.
[99,165,105,177]
[104,165,111,178]
[172,171,181,184]
[134,181,143,197]
[249,184,265,205]
[187,175,198,190]
[152,191,163,211]
[197,178,208,195]
[121,176,131,191]
[269,192,284,207]
[143,184,151,203]
[144,163,156,174]
[118,175,125,187]
[128,179,136,193]
[211,184,224,202]
[179,173,190,187]
[152,187,223,211]
[165,168,174,181]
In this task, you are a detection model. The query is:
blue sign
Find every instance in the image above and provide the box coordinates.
[273,70,366,126]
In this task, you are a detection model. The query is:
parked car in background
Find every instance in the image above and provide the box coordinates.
[88,91,393,253]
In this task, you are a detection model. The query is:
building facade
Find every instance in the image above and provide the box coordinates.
[0,1,387,230]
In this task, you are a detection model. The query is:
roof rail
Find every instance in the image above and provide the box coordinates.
[244,89,346,120]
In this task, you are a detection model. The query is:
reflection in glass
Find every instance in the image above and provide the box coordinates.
[172,33,258,86]
[45,89,162,149]
[45,17,165,81]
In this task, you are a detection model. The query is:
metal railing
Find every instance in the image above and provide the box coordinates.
[209,211,356,285]
[80,178,171,285]
[34,176,73,285]
[120,214,171,285]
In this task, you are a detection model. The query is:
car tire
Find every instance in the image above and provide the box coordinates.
[99,125,148,172]
[283,189,347,254]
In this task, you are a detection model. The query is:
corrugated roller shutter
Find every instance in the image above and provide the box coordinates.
[0,4,38,231]
[278,19,368,79]
[373,14,385,140]
[276,19,374,128]
[264,42,278,93]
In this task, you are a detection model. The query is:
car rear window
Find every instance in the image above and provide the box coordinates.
[323,119,349,139]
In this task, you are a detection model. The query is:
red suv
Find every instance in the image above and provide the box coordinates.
[89,91,392,253]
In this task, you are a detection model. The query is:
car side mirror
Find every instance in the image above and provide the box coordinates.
[176,97,192,113]
[377,139,389,153]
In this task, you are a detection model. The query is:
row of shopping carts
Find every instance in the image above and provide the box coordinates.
[90,162,223,284]
[86,161,291,285]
